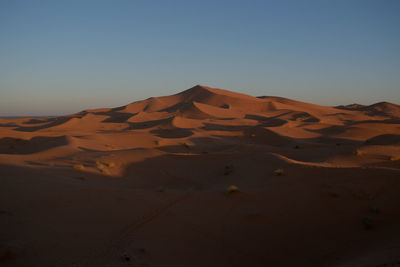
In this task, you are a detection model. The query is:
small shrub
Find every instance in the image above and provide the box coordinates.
[97,160,115,170]
[96,161,106,170]
[227,185,239,194]
[274,169,284,176]
[74,164,84,170]
[106,161,115,168]
[354,149,364,156]
[121,253,131,262]
[224,165,234,175]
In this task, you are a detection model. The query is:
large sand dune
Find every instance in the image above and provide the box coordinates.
[1,85,400,266]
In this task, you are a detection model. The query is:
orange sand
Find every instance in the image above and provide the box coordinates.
[1,85,400,266]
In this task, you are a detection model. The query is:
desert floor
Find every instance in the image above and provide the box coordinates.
[1,85,400,267]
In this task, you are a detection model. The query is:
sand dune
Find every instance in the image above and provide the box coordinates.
[337,101,400,118]
[1,85,400,266]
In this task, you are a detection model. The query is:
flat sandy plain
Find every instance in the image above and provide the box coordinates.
[1,85,400,266]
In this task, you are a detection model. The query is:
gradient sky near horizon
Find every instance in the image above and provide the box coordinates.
[1,0,399,116]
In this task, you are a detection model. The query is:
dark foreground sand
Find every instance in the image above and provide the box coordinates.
[1,85,400,266]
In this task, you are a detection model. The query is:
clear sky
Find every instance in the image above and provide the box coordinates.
[1,0,399,116]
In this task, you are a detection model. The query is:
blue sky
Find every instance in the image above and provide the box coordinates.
[1,0,399,116]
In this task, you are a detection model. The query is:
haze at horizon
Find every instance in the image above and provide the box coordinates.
[1,0,399,116]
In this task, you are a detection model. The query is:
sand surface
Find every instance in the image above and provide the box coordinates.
[1,85,400,266]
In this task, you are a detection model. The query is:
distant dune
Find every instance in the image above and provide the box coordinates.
[337,101,400,118]
[1,85,400,266]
